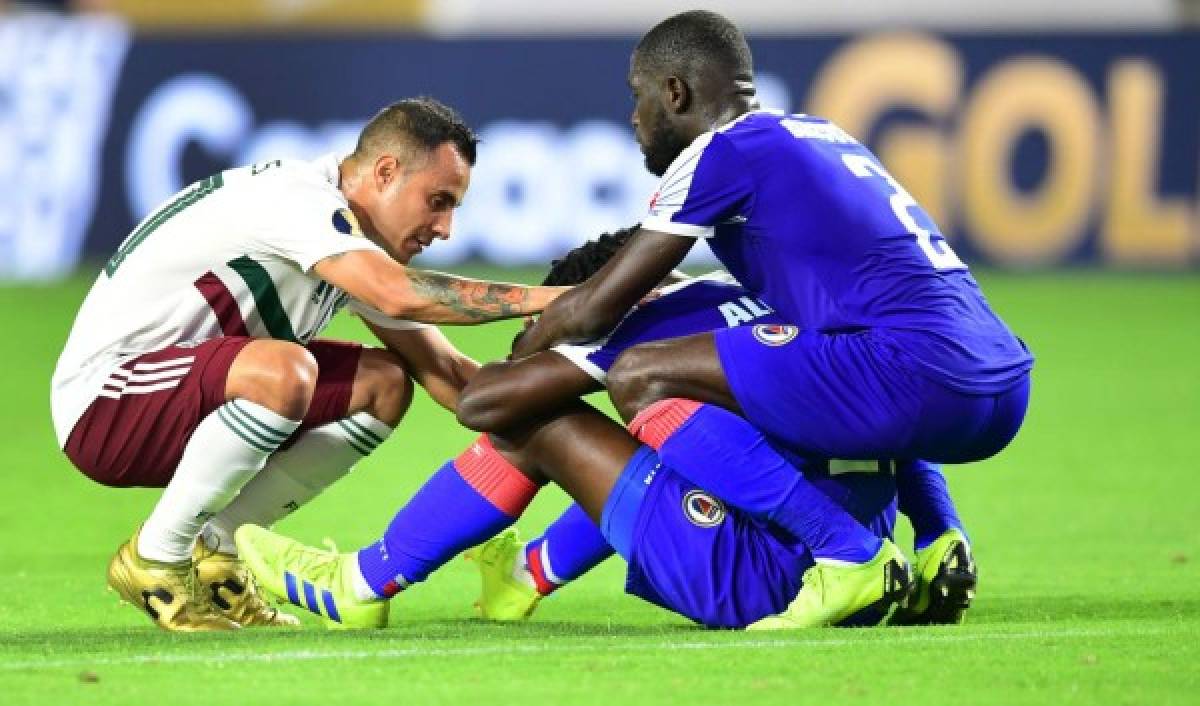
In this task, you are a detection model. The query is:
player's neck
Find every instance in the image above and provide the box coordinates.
[712,96,754,128]
[335,164,384,250]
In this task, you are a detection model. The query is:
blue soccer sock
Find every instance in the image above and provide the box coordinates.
[524,503,614,595]
[356,435,539,598]
[630,398,882,563]
[895,460,966,551]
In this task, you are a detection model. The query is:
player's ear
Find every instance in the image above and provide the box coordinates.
[374,155,398,191]
[665,75,691,114]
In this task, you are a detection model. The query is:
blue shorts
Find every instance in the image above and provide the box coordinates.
[600,447,898,629]
[715,326,1030,463]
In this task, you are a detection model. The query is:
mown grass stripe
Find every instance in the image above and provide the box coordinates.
[0,625,1182,672]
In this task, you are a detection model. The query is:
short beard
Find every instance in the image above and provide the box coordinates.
[641,120,692,177]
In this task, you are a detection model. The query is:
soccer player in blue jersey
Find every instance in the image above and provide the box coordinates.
[459,266,966,626]
[510,11,1031,629]
[234,229,972,629]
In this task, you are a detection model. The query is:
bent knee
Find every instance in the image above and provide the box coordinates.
[352,348,413,425]
[455,397,504,433]
[227,340,319,419]
[608,346,673,421]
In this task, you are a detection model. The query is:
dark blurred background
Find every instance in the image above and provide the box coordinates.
[0,0,1197,281]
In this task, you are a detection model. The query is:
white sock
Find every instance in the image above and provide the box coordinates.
[138,399,300,563]
[512,543,538,589]
[352,555,388,601]
[204,412,394,555]
[512,540,562,590]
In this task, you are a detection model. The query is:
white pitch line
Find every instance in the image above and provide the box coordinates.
[0,625,1182,672]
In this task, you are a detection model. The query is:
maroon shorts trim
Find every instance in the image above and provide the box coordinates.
[63,338,363,488]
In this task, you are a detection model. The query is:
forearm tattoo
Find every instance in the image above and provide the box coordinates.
[407,270,531,321]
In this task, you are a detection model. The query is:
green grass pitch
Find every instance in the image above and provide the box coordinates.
[0,269,1197,705]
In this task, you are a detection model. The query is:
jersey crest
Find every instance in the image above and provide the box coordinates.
[682,490,726,528]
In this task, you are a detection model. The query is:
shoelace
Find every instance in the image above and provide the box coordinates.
[188,537,231,610]
[183,562,203,608]
[800,564,828,601]
[285,544,345,587]
[214,553,278,619]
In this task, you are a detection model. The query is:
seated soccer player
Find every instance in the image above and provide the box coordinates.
[240,400,902,629]
[233,230,974,628]
[459,235,973,627]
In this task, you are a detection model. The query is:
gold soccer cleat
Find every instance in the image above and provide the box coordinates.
[106,530,239,632]
[193,541,301,628]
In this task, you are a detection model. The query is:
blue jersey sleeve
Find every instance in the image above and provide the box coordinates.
[551,276,781,384]
[642,132,754,239]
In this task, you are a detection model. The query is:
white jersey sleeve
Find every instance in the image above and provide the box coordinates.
[642,128,754,239]
[551,340,608,383]
[248,160,386,272]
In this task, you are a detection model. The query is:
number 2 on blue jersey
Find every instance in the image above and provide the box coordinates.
[841,154,967,271]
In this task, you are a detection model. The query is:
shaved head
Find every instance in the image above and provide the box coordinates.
[632,10,753,85]
[353,97,479,171]
[627,11,757,175]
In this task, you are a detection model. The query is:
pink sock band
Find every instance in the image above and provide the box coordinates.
[454,434,538,517]
[627,398,703,450]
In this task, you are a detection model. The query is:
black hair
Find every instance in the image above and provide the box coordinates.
[506,222,638,350]
[354,97,479,166]
[509,225,640,352]
[632,10,753,82]
[541,225,640,286]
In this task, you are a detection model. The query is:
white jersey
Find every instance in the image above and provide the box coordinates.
[51,154,423,448]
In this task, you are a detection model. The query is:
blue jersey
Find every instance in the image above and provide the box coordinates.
[641,111,1033,395]
[553,272,784,382]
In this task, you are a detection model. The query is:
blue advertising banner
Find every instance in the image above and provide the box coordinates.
[4,22,1197,278]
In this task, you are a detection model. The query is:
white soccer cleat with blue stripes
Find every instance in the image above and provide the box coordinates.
[234,524,388,629]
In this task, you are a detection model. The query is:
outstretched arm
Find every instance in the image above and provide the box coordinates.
[510,229,694,357]
[315,249,570,324]
[364,322,479,413]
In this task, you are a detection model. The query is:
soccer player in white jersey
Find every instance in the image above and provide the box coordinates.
[51,98,567,632]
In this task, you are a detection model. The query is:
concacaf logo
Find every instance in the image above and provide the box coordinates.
[332,207,364,237]
[752,324,798,346]
[682,490,726,527]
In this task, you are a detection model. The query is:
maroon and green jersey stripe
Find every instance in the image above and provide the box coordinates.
[192,256,301,342]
